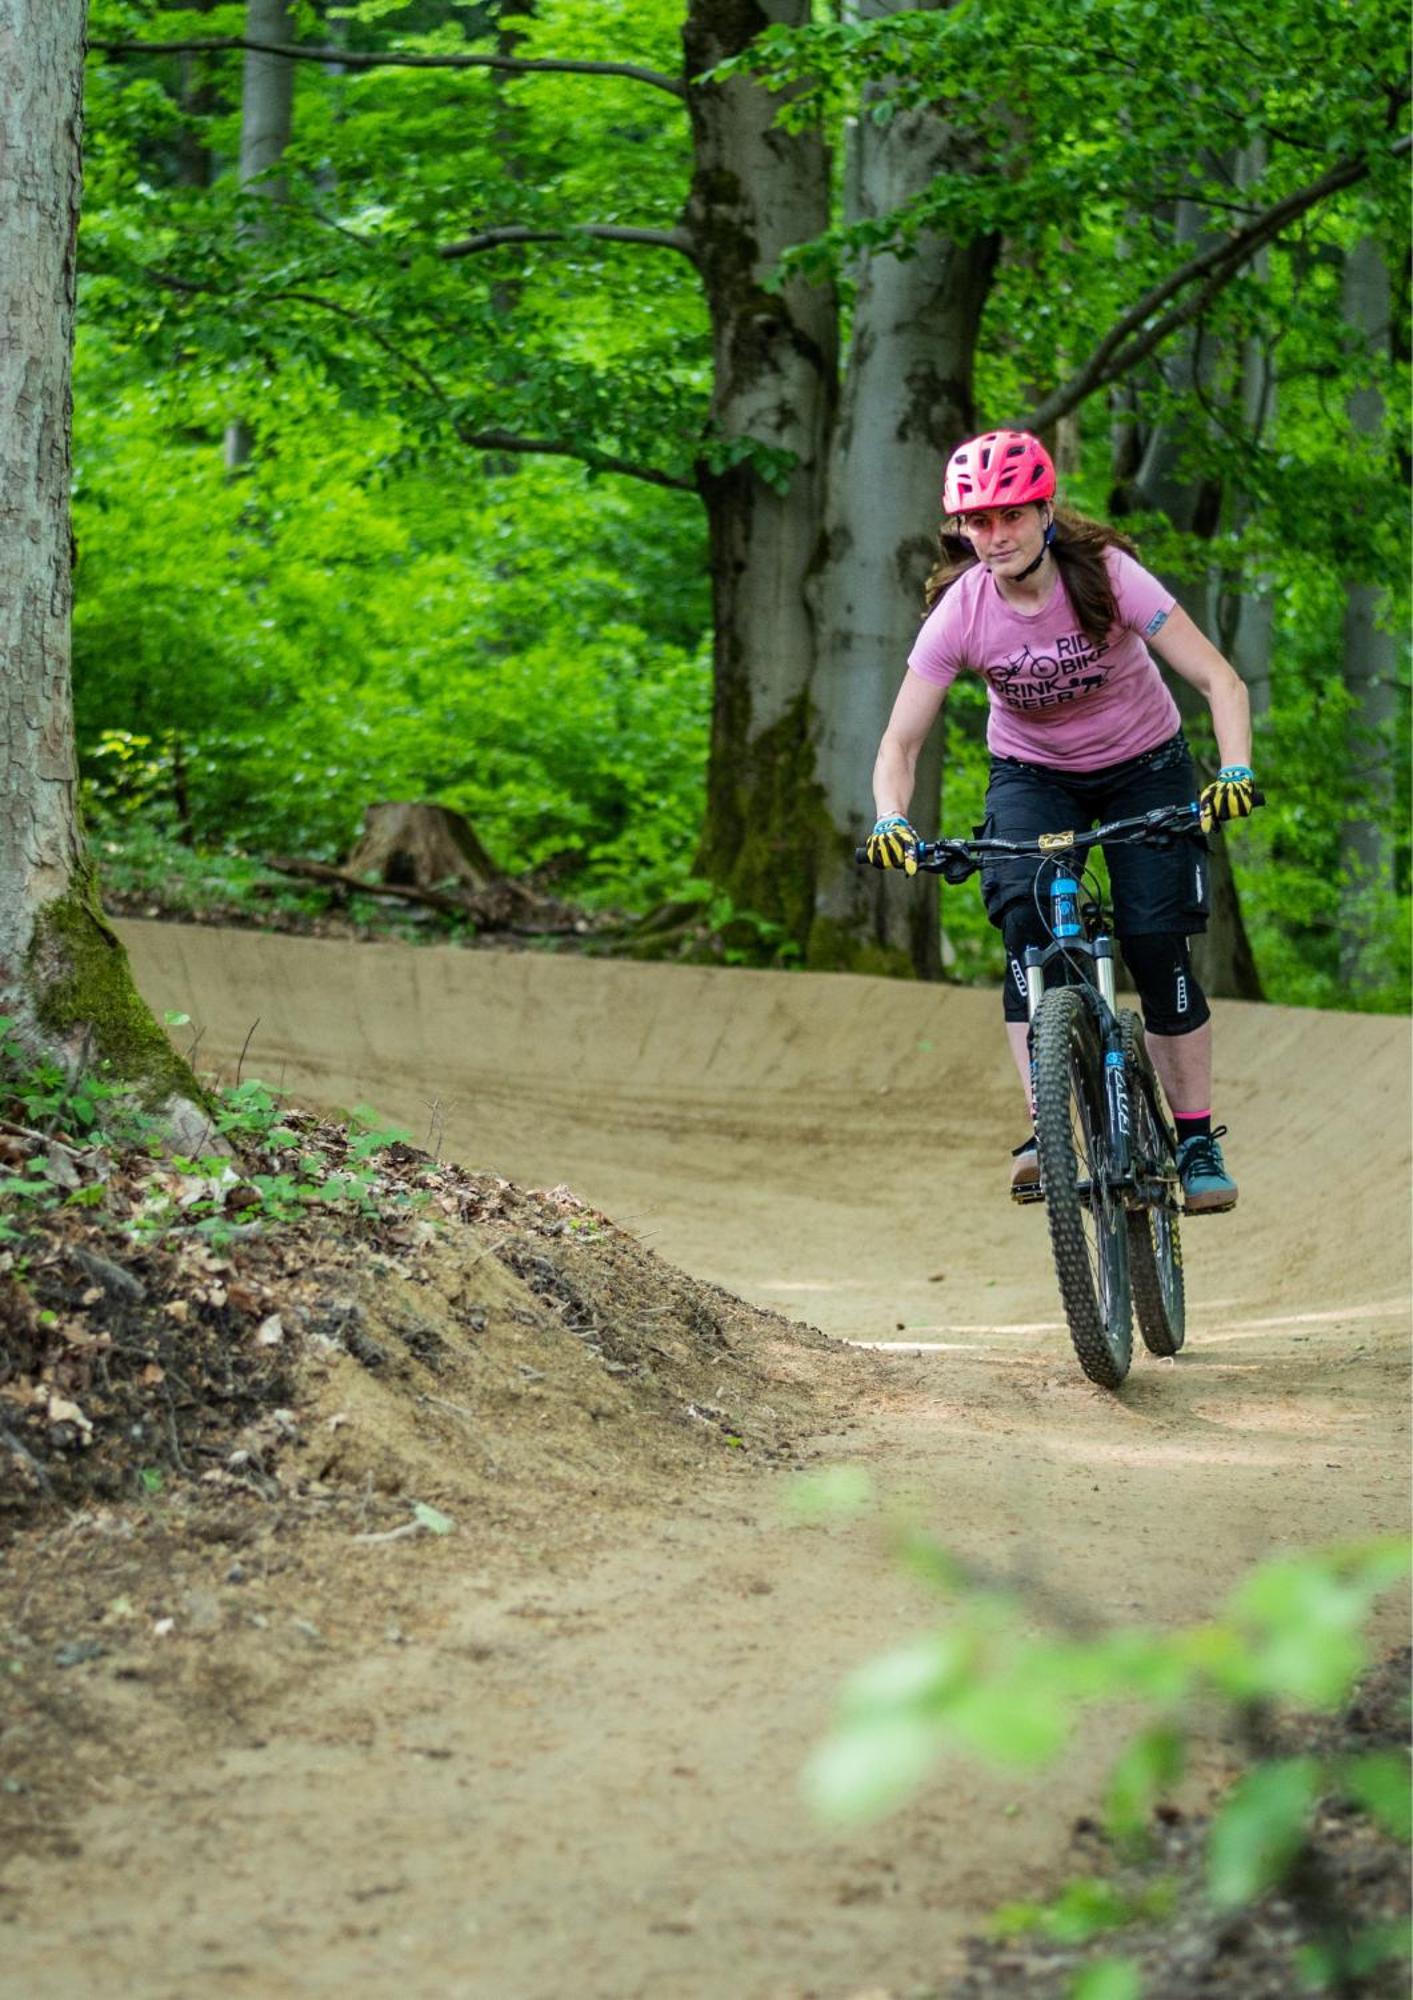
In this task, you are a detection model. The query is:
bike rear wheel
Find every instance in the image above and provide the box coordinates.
[1119,1011,1186,1357]
[1032,988,1133,1389]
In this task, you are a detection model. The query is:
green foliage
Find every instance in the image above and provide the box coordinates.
[0,1012,422,1245]
[77,0,710,907]
[0,1015,147,1149]
[994,1877,1175,1945]
[1068,1964,1142,2000]
[71,357,711,902]
[1206,1756,1322,1909]
[74,0,1410,999]
[805,1517,1410,1979]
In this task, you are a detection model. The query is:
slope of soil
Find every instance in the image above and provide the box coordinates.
[0,931,1407,2000]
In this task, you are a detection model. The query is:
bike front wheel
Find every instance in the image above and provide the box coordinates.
[1033,987,1133,1389]
[1119,1010,1186,1357]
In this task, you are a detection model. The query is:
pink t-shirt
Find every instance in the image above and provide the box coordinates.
[907,545,1181,770]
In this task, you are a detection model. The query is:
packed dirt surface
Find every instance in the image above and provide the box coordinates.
[3,928,1409,2000]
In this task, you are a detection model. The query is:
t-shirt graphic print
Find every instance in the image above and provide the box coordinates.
[990,632,1112,713]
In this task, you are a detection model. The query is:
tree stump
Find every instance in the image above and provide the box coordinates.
[345,803,502,891]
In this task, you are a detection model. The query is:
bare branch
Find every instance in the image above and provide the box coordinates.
[1023,135,1412,432]
[88,37,685,99]
[437,223,698,265]
[452,426,695,492]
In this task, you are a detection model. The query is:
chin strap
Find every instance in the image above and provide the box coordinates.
[1011,516,1057,582]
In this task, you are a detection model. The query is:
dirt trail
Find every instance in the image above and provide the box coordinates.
[4,930,1409,2000]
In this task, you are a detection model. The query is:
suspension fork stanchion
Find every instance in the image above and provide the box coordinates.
[1093,937,1133,1182]
[1023,948,1045,1022]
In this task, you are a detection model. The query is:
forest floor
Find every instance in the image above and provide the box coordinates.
[2,928,1409,1999]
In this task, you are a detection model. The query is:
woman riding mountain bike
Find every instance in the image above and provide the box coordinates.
[864,429,1261,1215]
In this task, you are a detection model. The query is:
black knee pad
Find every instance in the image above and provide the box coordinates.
[1120,932,1210,1036]
[999,902,1058,1023]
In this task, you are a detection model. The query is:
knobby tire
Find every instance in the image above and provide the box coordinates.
[1119,1010,1186,1357]
[1033,987,1133,1389]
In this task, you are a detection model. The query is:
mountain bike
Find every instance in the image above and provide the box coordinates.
[859,801,1210,1390]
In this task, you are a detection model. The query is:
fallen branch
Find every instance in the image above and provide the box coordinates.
[262,854,599,937]
[265,854,472,915]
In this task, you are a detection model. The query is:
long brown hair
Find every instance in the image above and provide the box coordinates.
[922,505,1140,651]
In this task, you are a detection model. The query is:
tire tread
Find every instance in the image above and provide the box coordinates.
[1033,989,1132,1389]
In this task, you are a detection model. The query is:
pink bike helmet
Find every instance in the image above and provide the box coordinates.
[943,430,1056,515]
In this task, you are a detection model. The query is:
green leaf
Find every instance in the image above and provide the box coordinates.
[994,1876,1156,1946]
[412,1501,454,1536]
[1298,1918,1413,1986]
[785,1464,873,1522]
[802,1711,942,1823]
[1340,1751,1412,1844]
[1207,1757,1322,1910]
[1069,1961,1142,2000]
[1106,1722,1186,1842]
[949,1674,1070,1767]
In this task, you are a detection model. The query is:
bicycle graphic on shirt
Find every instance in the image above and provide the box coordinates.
[994,643,1111,712]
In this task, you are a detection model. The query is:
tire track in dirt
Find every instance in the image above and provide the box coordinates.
[2,929,1404,2000]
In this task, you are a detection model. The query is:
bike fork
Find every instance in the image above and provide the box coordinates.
[1094,939,1133,1181]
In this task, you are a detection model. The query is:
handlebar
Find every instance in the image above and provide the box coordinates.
[854,795,1264,879]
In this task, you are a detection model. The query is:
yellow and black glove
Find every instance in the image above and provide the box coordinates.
[1199,766,1259,833]
[864,813,921,874]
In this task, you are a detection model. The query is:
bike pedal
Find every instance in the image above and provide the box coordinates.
[1010,1183,1046,1206]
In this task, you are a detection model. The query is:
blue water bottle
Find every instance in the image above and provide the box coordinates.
[1051,873,1082,939]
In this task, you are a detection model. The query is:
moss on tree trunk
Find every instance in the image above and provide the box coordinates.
[26,866,205,1110]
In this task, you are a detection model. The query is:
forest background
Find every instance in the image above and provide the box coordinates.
[77,0,1410,1011]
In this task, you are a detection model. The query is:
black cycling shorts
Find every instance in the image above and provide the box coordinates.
[977,730,1210,938]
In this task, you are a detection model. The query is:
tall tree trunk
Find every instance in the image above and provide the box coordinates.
[1212,144,1276,720]
[683,0,839,947]
[1338,234,1399,988]
[0,0,204,1131]
[1115,193,1264,1000]
[167,0,220,188]
[224,0,295,471]
[808,0,998,977]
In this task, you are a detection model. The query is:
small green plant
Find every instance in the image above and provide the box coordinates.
[0,1031,426,1247]
[0,1013,136,1142]
[803,1490,1410,1992]
[346,1106,413,1162]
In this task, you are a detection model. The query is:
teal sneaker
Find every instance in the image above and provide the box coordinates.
[1177,1125,1237,1214]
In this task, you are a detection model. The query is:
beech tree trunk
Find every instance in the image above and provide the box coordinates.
[1115,194,1264,1001]
[167,0,219,189]
[682,0,839,953]
[0,0,203,1130]
[225,0,295,471]
[683,0,1002,977]
[1338,234,1399,988]
[1212,149,1276,721]
[809,0,998,976]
